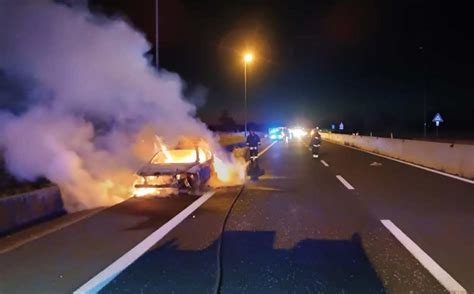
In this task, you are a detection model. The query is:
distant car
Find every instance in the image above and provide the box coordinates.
[133,146,213,197]
[268,127,288,141]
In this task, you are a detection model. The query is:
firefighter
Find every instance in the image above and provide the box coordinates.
[310,128,321,158]
[246,130,261,160]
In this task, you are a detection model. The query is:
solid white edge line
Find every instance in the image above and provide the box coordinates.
[320,160,329,167]
[77,140,278,292]
[326,140,474,184]
[380,220,466,294]
[336,175,355,190]
[74,190,216,294]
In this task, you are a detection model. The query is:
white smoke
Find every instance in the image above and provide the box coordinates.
[0,0,220,211]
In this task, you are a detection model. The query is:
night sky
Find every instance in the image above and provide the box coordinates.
[90,0,474,138]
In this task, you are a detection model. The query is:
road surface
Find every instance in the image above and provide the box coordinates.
[0,139,472,293]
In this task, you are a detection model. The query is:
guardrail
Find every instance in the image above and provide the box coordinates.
[322,133,474,180]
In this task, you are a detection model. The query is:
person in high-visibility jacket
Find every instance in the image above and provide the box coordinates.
[246,130,261,160]
[310,129,321,158]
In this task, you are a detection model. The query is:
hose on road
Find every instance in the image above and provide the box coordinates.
[213,184,246,294]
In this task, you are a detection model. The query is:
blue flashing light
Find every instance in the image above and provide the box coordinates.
[269,128,280,134]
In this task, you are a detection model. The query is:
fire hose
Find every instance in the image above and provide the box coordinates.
[213,182,246,294]
[213,142,268,292]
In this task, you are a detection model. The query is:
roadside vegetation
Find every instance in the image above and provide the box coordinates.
[218,132,245,146]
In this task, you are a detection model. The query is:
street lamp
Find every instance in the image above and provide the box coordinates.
[244,53,253,63]
[243,52,253,136]
[155,0,159,69]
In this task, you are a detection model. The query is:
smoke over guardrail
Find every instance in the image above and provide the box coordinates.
[0,1,241,211]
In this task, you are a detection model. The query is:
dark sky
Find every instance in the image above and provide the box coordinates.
[90,0,474,137]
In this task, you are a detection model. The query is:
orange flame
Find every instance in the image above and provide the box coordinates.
[152,137,210,164]
[133,136,246,197]
[210,154,246,187]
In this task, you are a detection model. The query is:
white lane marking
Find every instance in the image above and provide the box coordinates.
[245,140,278,167]
[336,175,355,190]
[326,140,474,184]
[381,220,466,294]
[257,141,278,158]
[320,160,329,167]
[74,191,216,294]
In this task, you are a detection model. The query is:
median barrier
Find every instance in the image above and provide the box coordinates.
[321,133,474,179]
[0,186,65,236]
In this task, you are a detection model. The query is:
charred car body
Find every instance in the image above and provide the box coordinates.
[134,146,213,197]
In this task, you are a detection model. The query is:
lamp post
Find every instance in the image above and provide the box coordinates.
[155,0,159,69]
[243,53,253,136]
[420,45,427,137]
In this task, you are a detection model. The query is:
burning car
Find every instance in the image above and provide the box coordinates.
[133,144,213,197]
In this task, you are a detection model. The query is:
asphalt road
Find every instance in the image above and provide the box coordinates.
[0,139,472,293]
[102,139,471,293]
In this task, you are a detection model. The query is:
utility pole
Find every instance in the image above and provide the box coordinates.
[420,46,427,138]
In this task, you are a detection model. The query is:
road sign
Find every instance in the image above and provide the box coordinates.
[339,122,344,131]
[432,113,444,127]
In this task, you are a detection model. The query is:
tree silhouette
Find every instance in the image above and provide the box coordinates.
[218,109,237,131]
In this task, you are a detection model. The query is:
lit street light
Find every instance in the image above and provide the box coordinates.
[244,53,253,63]
[243,52,253,136]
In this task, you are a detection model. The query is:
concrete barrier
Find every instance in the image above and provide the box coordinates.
[0,186,65,236]
[322,133,474,180]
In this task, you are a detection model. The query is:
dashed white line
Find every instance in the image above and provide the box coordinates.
[320,160,329,167]
[381,220,466,294]
[74,190,217,294]
[336,175,355,190]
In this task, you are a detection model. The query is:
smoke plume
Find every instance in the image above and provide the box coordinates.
[0,0,226,211]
